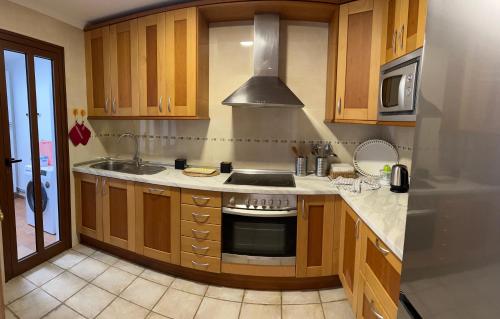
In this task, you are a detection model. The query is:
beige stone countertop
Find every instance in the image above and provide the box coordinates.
[73,163,408,260]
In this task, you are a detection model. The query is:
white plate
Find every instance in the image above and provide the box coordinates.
[353,140,399,178]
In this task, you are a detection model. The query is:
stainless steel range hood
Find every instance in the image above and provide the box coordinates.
[222,14,304,108]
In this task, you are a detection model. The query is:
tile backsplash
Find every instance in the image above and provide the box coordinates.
[90,21,414,171]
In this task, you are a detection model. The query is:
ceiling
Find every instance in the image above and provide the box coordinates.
[8,0,185,29]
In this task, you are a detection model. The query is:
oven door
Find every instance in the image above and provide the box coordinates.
[379,62,418,113]
[222,207,297,265]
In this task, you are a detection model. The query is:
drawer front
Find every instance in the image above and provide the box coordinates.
[181,189,221,207]
[181,236,221,258]
[181,252,221,273]
[358,275,391,319]
[181,220,221,241]
[181,204,221,225]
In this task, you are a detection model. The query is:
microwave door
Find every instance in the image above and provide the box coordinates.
[398,73,407,109]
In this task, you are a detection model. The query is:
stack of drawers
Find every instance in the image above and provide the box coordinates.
[180,189,222,273]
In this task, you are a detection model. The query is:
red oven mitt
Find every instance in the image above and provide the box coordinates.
[68,122,83,146]
[78,122,92,145]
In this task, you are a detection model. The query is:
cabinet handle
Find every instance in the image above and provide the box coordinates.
[302,199,307,219]
[159,96,163,113]
[191,244,210,252]
[337,97,342,114]
[370,302,384,319]
[375,238,390,256]
[400,25,404,50]
[168,96,171,113]
[148,188,165,194]
[192,212,210,223]
[392,30,397,54]
[191,229,210,239]
[191,260,209,268]
[355,219,360,239]
[0,208,4,222]
[112,97,116,114]
[101,178,106,195]
[104,97,109,113]
[192,196,210,206]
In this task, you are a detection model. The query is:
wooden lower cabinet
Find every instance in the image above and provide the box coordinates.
[135,184,181,264]
[75,173,103,241]
[296,195,337,277]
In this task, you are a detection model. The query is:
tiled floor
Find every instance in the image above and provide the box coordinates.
[4,245,355,319]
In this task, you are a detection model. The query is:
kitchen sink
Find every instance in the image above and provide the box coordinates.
[90,160,166,175]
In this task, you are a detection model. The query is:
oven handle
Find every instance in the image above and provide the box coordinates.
[222,207,297,217]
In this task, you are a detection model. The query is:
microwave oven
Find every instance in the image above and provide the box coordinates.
[378,48,422,121]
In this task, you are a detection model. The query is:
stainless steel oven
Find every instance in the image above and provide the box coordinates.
[222,193,297,266]
[378,48,422,121]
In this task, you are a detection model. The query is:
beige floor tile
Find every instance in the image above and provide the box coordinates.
[205,286,244,302]
[153,288,203,319]
[90,250,119,265]
[120,277,167,309]
[65,284,115,319]
[322,301,355,319]
[23,263,64,286]
[140,269,175,287]
[44,305,85,319]
[69,257,109,281]
[5,308,16,319]
[92,267,137,294]
[240,303,282,319]
[97,297,149,319]
[319,288,347,303]
[195,297,241,319]
[72,244,96,256]
[244,290,281,305]
[147,313,169,319]
[42,272,87,301]
[113,259,145,275]
[171,278,208,296]
[50,250,86,269]
[9,288,60,319]
[282,304,324,319]
[5,276,37,304]
[282,291,320,305]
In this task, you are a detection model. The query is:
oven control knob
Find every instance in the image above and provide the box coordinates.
[229,197,236,206]
[260,199,266,207]
[253,199,258,207]
[268,199,273,208]
[284,199,289,208]
[277,200,282,208]
[245,198,250,207]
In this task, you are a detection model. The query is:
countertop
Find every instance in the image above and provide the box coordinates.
[73,163,407,260]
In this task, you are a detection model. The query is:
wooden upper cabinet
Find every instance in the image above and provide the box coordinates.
[296,195,336,277]
[102,178,136,251]
[135,184,180,264]
[85,27,111,116]
[335,0,383,122]
[339,200,362,310]
[138,13,167,116]
[75,173,103,241]
[109,20,139,116]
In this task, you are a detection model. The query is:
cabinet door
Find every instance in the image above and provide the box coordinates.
[102,178,135,251]
[135,184,180,264]
[336,0,383,121]
[296,195,335,277]
[356,275,391,319]
[399,0,427,54]
[138,13,167,116]
[339,200,362,309]
[85,27,111,116]
[382,0,401,64]
[109,20,139,116]
[166,8,197,117]
[75,174,103,241]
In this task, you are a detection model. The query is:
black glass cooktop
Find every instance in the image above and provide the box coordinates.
[224,172,296,187]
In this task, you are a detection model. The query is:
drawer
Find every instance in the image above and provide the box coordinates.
[181,204,221,225]
[357,274,391,319]
[181,220,221,241]
[181,189,221,207]
[181,236,221,258]
[181,252,221,273]
[361,225,402,318]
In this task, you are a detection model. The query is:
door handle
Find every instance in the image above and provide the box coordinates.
[0,208,4,222]
[5,158,22,166]
[400,25,405,50]
[337,97,342,115]
[159,96,163,113]
[167,96,171,113]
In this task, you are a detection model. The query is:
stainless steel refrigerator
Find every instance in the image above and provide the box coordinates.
[399,1,500,318]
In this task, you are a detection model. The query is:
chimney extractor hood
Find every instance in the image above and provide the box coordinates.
[222,14,304,108]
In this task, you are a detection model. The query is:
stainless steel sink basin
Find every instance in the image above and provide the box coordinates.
[90,160,166,175]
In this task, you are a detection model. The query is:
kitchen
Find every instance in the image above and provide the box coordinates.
[0,0,498,318]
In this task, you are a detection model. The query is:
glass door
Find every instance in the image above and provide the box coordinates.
[0,32,70,279]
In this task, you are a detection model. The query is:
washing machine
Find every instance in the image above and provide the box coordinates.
[25,165,58,235]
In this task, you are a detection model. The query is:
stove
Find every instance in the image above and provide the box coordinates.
[224,172,296,187]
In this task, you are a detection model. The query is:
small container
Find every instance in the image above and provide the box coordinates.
[315,157,328,177]
[40,156,49,167]
[295,157,308,176]
[220,162,233,173]
[175,158,187,170]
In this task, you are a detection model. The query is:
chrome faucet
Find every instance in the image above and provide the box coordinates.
[118,133,142,167]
